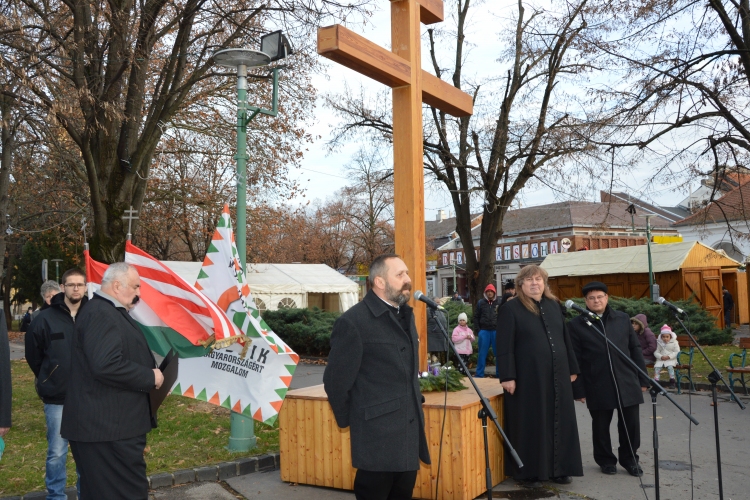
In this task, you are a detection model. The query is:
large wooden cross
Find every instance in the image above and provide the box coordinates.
[318,0,473,369]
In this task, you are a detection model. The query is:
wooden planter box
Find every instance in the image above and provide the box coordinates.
[279,378,505,499]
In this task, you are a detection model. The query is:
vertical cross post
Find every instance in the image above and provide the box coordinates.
[391,0,427,369]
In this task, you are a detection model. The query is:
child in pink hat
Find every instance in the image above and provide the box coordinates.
[653,325,680,388]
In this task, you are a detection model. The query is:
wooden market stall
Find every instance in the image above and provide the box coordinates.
[540,241,745,328]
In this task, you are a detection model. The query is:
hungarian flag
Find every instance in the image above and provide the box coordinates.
[83,207,299,424]
[84,242,242,358]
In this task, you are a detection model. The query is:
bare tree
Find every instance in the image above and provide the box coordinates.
[327,0,607,302]
[0,0,375,262]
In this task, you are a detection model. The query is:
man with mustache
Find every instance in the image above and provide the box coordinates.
[324,254,430,500]
[61,263,163,500]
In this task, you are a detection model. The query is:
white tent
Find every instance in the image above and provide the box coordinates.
[162,261,359,312]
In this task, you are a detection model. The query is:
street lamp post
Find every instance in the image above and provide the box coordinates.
[212,31,291,453]
[638,214,657,302]
[50,259,63,284]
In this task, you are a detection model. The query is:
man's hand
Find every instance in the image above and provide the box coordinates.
[570,374,577,382]
[153,369,164,390]
[501,380,516,395]
[641,387,648,392]
[0,427,9,437]
[576,398,585,403]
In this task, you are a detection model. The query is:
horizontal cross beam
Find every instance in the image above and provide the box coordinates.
[317,24,473,117]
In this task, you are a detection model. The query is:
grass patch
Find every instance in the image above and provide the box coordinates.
[0,360,279,497]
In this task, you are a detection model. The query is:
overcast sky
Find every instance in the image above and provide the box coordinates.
[284,1,693,220]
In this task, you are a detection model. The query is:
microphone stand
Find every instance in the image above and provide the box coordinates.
[579,316,698,500]
[670,311,745,500]
[428,307,522,500]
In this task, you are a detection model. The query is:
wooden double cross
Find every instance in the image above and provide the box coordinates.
[318,0,473,369]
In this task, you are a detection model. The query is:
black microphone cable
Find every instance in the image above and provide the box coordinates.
[434,356,450,500]
[595,317,649,500]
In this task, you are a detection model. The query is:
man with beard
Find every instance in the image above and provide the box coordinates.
[324,254,430,500]
[61,263,163,500]
[25,268,87,500]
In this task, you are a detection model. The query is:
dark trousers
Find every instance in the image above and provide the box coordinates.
[70,435,148,500]
[589,405,640,468]
[353,469,418,500]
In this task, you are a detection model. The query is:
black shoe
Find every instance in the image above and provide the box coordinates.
[517,478,542,488]
[625,464,643,477]
[552,476,572,484]
[600,465,617,475]
[669,378,676,389]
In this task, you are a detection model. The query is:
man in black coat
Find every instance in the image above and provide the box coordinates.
[25,268,87,500]
[324,254,430,500]
[568,281,650,477]
[61,263,163,500]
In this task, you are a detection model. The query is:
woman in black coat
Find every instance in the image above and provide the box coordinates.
[496,265,583,487]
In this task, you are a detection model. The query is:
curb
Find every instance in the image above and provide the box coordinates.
[0,452,280,500]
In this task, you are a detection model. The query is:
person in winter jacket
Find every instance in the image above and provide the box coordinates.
[473,283,500,377]
[630,314,657,364]
[653,325,680,388]
[451,312,474,374]
[25,269,87,500]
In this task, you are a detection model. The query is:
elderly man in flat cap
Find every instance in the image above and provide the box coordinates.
[567,281,650,477]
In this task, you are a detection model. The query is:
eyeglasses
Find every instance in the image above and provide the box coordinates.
[585,294,607,301]
[64,284,86,289]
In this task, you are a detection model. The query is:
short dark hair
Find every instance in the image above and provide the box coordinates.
[368,253,401,286]
[61,268,86,285]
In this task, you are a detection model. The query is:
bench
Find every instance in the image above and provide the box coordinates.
[727,338,750,401]
[675,335,697,394]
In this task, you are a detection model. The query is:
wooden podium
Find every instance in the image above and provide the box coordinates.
[279,379,505,499]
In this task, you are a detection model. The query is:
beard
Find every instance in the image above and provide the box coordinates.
[67,296,83,304]
[385,281,411,307]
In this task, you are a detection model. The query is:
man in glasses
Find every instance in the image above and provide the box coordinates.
[25,268,87,500]
[568,281,649,478]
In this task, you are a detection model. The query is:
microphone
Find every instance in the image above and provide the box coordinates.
[564,300,600,320]
[657,297,685,315]
[413,291,445,310]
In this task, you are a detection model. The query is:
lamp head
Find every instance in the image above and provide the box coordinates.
[260,30,293,62]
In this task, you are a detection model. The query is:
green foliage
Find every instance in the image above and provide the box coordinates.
[261,307,340,356]
[12,233,81,306]
[418,362,467,392]
[565,296,734,346]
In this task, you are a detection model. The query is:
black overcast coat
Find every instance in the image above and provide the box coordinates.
[496,297,583,481]
[568,306,650,411]
[25,293,88,404]
[61,293,157,442]
[323,290,430,472]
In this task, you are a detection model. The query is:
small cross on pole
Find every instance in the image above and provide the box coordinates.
[122,206,139,242]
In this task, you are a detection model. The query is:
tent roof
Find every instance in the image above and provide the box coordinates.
[162,262,359,294]
[540,241,741,277]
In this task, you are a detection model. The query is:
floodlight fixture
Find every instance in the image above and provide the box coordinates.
[260,30,293,62]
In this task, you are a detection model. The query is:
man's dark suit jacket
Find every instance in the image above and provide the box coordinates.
[61,293,156,442]
[323,290,430,472]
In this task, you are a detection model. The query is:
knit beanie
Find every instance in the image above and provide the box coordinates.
[660,324,673,335]
[457,312,468,322]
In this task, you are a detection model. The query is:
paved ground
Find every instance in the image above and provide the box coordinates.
[148,361,749,500]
